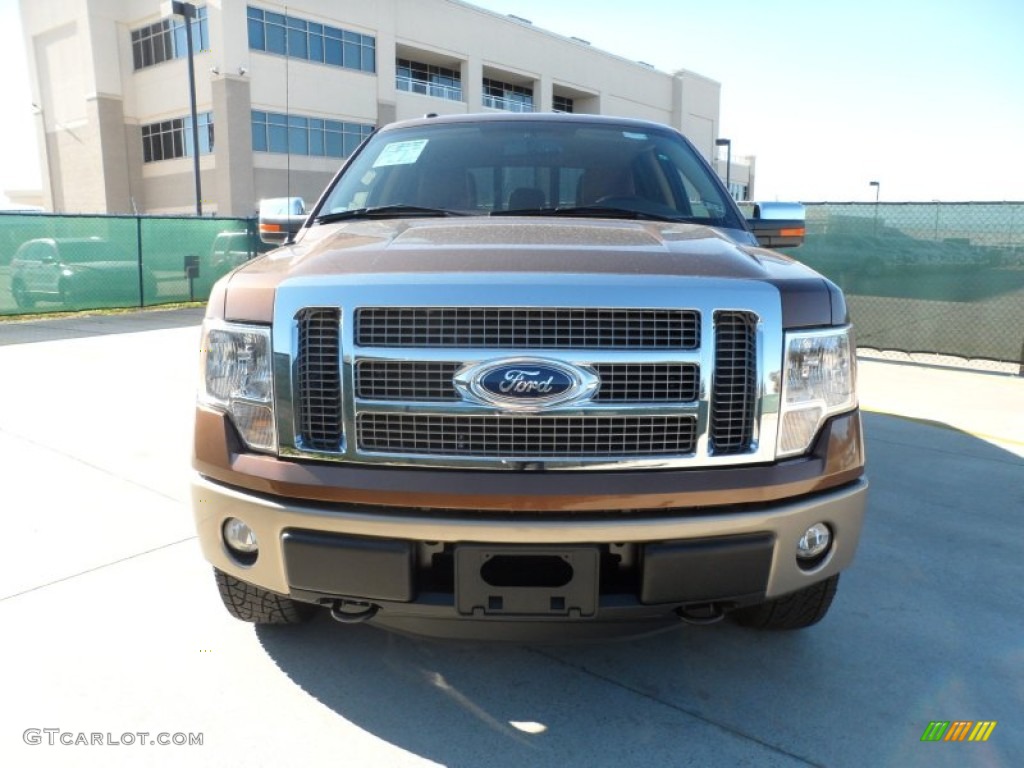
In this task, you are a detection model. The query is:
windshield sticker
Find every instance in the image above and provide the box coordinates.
[622,132,648,140]
[373,139,429,167]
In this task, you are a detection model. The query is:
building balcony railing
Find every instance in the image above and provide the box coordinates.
[482,94,535,113]
[396,75,463,102]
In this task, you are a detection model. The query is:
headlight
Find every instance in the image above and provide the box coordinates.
[199,321,276,453]
[777,327,856,458]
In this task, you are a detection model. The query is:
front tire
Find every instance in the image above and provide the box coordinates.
[732,574,840,630]
[11,281,35,309]
[214,568,317,625]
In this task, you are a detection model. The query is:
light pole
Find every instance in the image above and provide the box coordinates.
[869,180,880,235]
[716,138,732,197]
[164,1,202,215]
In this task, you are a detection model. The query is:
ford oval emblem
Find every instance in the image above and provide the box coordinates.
[455,358,598,410]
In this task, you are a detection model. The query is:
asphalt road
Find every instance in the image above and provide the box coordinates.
[0,309,1021,767]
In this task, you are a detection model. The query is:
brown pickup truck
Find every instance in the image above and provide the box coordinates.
[193,113,866,640]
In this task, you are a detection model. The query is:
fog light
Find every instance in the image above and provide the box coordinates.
[797,523,831,561]
[223,517,259,555]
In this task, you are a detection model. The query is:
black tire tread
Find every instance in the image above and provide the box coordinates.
[214,568,317,625]
[732,574,840,630]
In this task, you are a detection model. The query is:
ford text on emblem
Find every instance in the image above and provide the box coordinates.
[482,367,571,397]
[455,358,598,410]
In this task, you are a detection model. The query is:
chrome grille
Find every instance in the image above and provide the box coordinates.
[593,364,699,402]
[357,413,697,457]
[356,361,461,401]
[353,361,699,403]
[282,278,779,470]
[710,311,758,454]
[296,308,342,451]
[356,308,700,349]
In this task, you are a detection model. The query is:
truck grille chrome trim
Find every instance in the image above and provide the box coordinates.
[353,361,699,403]
[356,360,462,401]
[276,278,783,469]
[356,413,697,457]
[710,311,758,454]
[592,363,699,402]
[355,307,700,349]
[296,308,343,450]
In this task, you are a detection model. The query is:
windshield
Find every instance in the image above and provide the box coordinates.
[318,119,743,228]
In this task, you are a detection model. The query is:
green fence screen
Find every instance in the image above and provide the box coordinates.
[3,205,1023,365]
[798,203,1024,365]
[0,213,259,315]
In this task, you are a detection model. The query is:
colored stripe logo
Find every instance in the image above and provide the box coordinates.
[921,721,997,742]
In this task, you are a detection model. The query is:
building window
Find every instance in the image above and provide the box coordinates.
[552,95,574,114]
[396,58,463,102]
[131,7,209,71]
[251,111,374,158]
[247,6,376,73]
[142,113,214,163]
[482,78,534,112]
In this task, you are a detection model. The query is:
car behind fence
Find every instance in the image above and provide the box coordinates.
[0,213,260,314]
[2,204,1023,369]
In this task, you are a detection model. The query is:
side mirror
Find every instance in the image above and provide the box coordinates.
[747,202,806,248]
[258,197,307,245]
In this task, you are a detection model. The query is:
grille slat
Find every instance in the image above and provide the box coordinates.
[356,308,700,349]
[356,361,461,401]
[357,414,697,457]
[296,308,343,451]
[354,361,700,403]
[593,364,699,402]
[710,311,758,454]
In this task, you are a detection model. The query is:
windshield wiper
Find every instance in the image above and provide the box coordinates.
[317,205,473,223]
[490,205,689,223]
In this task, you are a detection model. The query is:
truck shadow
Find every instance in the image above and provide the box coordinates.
[255,412,1021,767]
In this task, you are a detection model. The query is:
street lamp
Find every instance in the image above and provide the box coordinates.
[716,138,732,197]
[869,181,880,235]
[163,1,202,215]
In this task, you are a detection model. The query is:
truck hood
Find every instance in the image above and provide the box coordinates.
[218,218,844,327]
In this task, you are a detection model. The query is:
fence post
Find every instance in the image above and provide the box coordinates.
[136,216,144,308]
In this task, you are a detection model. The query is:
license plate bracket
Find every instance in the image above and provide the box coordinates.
[455,546,599,618]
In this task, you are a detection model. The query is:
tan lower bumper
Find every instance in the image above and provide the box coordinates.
[193,474,867,601]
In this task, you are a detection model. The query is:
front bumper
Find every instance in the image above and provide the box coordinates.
[192,472,867,634]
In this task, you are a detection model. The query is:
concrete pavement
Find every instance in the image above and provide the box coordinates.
[0,309,1020,767]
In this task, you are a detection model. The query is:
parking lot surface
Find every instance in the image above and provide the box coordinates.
[1,309,1020,767]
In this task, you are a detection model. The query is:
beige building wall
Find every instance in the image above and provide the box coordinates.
[21,0,743,216]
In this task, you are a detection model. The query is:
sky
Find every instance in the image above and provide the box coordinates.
[1,0,1022,204]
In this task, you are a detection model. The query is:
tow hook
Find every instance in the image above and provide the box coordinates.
[675,603,726,625]
[329,599,380,624]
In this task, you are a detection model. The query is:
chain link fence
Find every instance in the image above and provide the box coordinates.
[3,205,1023,370]
[797,202,1024,370]
[0,213,261,316]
